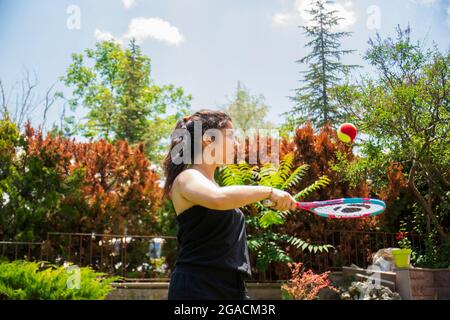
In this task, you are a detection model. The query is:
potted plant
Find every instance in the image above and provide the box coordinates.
[392,231,412,268]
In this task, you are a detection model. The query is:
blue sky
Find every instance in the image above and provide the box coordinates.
[0,0,449,128]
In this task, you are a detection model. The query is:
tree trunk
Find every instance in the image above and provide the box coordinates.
[319,23,328,123]
[408,159,448,241]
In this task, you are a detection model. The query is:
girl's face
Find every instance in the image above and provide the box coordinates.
[202,120,237,165]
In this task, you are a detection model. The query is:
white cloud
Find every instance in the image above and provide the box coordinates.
[122,17,185,46]
[121,0,137,9]
[94,17,184,47]
[272,0,356,30]
[272,12,297,26]
[94,29,122,44]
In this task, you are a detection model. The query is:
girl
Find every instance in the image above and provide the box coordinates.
[164,109,297,300]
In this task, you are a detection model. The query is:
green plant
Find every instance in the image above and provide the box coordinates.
[219,153,333,272]
[415,234,450,269]
[0,260,118,300]
[149,257,167,277]
[396,222,412,250]
[436,237,450,269]
[396,234,411,250]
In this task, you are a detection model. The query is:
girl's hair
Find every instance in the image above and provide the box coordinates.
[163,109,232,198]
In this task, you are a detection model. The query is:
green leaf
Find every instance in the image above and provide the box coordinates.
[294,175,330,200]
[259,211,284,228]
[281,164,309,190]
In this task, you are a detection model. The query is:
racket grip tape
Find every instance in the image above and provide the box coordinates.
[262,199,302,208]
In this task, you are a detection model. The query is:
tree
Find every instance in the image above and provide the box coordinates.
[0,70,59,130]
[335,26,449,240]
[289,0,358,127]
[223,81,273,132]
[62,40,191,162]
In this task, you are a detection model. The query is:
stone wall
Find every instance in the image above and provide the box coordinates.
[107,283,169,300]
[434,269,450,300]
[396,268,450,300]
[107,282,282,300]
[342,266,397,291]
[106,268,450,300]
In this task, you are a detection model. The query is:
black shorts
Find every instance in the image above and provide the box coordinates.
[168,264,250,300]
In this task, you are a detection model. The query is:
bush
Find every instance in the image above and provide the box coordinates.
[0,118,164,242]
[0,260,117,300]
[281,262,337,300]
[415,236,450,269]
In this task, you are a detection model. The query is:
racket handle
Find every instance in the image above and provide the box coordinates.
[262,199,275,207]
[262,199,302,209]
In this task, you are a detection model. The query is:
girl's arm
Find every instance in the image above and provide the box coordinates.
[175,169,297,212]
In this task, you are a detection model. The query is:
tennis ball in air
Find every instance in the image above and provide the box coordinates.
[337,123,357,143]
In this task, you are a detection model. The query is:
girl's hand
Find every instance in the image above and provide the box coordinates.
[269,189,297,212]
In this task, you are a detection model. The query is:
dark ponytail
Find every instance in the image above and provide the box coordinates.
[163,109,232,198]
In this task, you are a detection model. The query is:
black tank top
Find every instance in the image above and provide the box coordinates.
[174,205,252,278]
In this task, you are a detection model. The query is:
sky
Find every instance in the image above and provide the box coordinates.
[0,0,449,129]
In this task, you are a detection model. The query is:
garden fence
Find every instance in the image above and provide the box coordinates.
[0,230,425,281]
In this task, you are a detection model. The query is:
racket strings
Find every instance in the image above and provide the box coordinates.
[315,203,384,217]
[339,204,371,213]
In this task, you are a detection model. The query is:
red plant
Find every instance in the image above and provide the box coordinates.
[395,231,407,241]
[379,163,408,204]
[281,262,336,300]
[284,122,369,200]
[23,124,163,235]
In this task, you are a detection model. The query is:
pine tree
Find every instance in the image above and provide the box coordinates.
[289,0,358,127]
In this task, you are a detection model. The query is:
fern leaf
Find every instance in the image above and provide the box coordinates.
[277,153,294,182]
[294,175,331,200]
[281,164,309,190]
[259,210,284,228]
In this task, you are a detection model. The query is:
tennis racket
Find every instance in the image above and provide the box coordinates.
[263,198,386,219]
